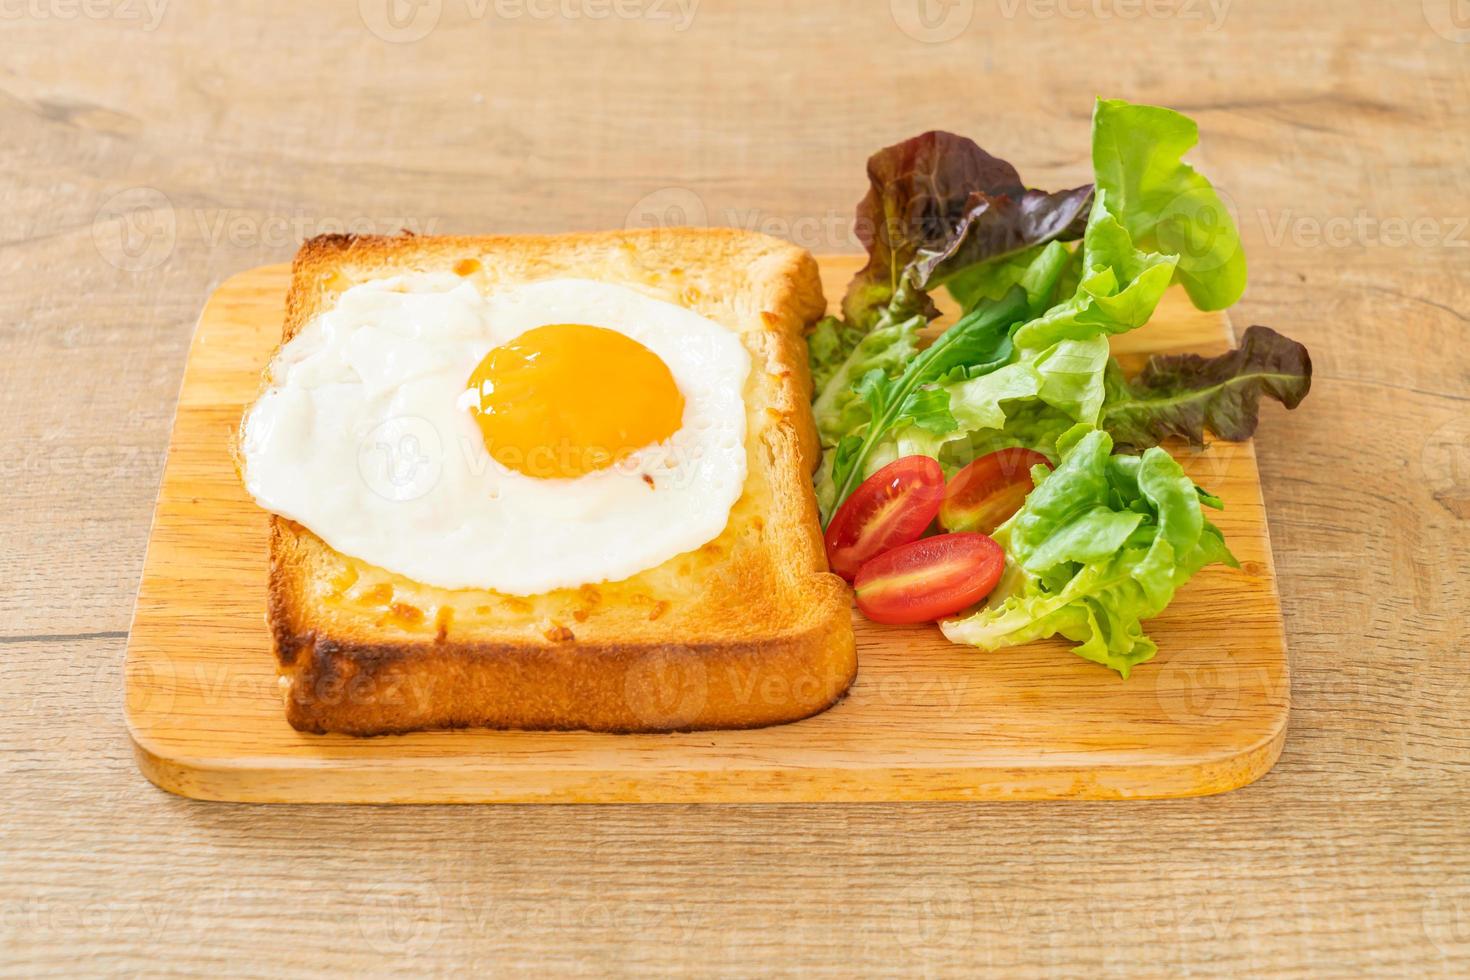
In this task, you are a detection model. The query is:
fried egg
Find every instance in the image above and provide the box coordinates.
[240,275,751,594]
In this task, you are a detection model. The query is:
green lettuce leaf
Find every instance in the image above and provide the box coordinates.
[873,361,1043,467]
[948,403,1079,463]
[940,428,1236,676]
[844,206,1159,489]
[868,333,1107,468]
[811,312,922,447]
[1027,335,1112,425]
[1091,98,1247,311]
[1100,324,1313,452]
[1011,198,1178,350]
[807,315,858,394]
[944,245,1047,311]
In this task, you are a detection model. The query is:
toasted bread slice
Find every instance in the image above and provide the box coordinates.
[251,229,856,735]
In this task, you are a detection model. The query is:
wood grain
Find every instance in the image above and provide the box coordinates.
[124,257,1288,803]
[3,0,1469,974]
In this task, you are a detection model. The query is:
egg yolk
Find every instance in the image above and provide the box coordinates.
[465,323,685,479]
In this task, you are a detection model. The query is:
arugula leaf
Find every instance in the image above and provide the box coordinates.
[940,428,1236,675]
[860,362,1043,474]
[1091,98,1247,311]
[1100,325,1313,452]
[868,333,1108,471]
[822,286,1030,514]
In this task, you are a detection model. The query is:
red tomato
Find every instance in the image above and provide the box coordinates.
[824,456,945,581]
[853,532,1005,625]
[938,449,1053,535]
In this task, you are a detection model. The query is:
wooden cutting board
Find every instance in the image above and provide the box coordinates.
[124,256,1289,803]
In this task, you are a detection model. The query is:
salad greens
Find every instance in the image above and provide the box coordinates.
[809,98,1312,675]
[1088,99,1246,311]
[1101,325,1312,453]
[940,426,1236,676]
[837,129,1092,333]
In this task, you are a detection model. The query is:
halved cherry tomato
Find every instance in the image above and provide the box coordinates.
[938,448,1053,535]
[853,532,1004,625]
[824,455,945,581]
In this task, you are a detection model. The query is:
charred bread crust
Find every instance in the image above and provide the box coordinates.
[252,229,855,735]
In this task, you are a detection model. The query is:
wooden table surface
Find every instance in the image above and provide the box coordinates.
[3,2,1467,975]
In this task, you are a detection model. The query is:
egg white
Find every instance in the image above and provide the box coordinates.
[240,275,751,594]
